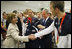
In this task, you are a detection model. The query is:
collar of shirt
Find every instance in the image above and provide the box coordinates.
[45,16,49,23]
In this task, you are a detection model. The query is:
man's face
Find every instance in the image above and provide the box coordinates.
[3,13,7,19]
[50,4,57,16]
[42,10,47,19]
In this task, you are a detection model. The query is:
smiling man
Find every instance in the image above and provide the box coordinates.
[29,1,71,48]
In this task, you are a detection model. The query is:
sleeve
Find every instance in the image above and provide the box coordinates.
[54,27,58,44]
[67,34,71,48]
[10,28,29,42]
[35,21,55,38]
[33,18,40,27]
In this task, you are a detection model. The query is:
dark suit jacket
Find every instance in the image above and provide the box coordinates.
[60,12,71,36]
[54,12,71,36]
[40,17,53,36]
[38,17,53,47]
[25,17,39,36]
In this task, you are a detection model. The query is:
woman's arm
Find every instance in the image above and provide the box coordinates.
[10,28,29,42]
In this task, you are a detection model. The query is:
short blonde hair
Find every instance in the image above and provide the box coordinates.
[7,13,16,23]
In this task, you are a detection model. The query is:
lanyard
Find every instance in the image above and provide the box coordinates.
[59,13,66,33]
[56,13,66,44]
[27,17,32,23]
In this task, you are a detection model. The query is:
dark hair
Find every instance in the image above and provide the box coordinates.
[41,8,44,11]
[50,1,64,12]
[2,12,6,16]
[25,9,32,13]
[13,10,17,14]
[42,9,49,14]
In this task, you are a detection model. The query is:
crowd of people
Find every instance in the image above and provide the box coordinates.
[1,1,71,48]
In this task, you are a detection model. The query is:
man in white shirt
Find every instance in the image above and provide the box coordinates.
[29,1,71,48]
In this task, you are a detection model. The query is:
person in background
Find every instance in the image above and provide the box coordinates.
[33,12,37,18]
[23,10,29,23]
[6,13,10,29]
[12,10,18,14]
[49,13,55,20]
[1,12,7,40]
[16,13,24,36]
[36,12,42,20]
[25,9,40,48]
[37,9,53,48]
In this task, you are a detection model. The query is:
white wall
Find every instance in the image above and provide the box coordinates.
[1,1,71,16]
[1,1,49,13]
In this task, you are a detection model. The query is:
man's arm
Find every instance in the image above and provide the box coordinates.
[35,21,55,38]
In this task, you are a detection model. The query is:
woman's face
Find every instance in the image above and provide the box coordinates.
[18,13,23,19]
[12,16,18,24]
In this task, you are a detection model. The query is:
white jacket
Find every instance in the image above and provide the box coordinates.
[3,23,29,48]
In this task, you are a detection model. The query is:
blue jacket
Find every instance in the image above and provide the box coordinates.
[54,12,71,36]
[25,17,39,36]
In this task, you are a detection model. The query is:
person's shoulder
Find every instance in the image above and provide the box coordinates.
[8,23,14,29]
[65,12,71,21]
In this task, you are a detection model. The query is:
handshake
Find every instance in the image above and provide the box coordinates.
[28,34,36,40]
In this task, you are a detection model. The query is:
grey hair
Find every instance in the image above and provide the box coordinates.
[42,9,49,14]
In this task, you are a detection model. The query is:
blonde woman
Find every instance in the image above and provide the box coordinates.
[3,13,32,48]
